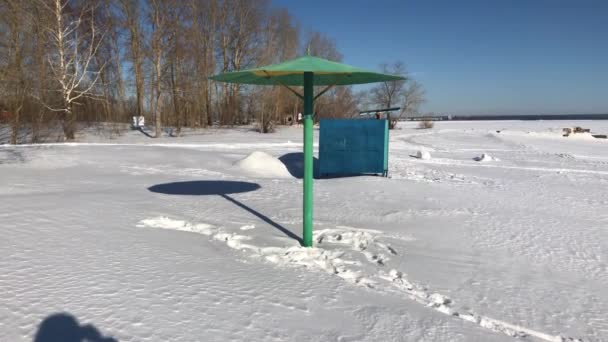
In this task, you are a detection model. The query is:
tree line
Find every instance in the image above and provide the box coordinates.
[0,0,425,144]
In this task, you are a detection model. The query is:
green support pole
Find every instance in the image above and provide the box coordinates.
[302,72,314,247]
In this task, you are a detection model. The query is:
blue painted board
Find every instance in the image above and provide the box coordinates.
[318,119,388,177]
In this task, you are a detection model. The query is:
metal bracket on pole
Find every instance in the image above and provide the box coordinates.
[314,84,335,101]
[263,71,304,100]
[280,83,305,100]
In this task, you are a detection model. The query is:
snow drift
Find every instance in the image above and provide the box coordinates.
[474,153,500,162]
[235,151,292,178]
[416,150,432,160]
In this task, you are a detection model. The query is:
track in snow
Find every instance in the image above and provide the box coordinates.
[138,216,585,342]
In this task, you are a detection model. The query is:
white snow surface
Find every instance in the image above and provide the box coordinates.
[235,151,293,178]
[1,120,607,341]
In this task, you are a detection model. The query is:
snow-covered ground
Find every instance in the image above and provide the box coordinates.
[1,121,607,342]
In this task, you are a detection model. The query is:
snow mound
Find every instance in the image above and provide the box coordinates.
[235,151,292,178]
[416,150,431,160]
[474,153,500,162]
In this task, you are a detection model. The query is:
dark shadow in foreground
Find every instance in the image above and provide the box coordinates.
[148,180,260,196]
[278,152,319,179]
[33,313,117,342]
[148,180,302,244]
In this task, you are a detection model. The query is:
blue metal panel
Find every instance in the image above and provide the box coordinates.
[318,119,388,177]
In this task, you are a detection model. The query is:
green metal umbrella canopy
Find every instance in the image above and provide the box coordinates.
[211,55,405,247]
[210,55,405,86]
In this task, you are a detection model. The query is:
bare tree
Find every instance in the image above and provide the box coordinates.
[149,0,171,137]
[368,61,426,125]
[303,30,342,61]
[302,31,356,120]
[103,0,126,123]
[166,0,187,136]
[119,0,144,119]
[30,3,53,143]
[37,0,106,140]
[402,79,425,118]
[189,0,217,127]
[331,87,358,118]
[1,0,372,141]
[1,0,30,144]
[256,7,300,131]
[370,62,407,109]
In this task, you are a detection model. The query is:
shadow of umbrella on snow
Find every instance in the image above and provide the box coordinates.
[147,180,302,244]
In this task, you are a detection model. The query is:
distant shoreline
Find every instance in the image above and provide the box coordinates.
[407,114,608,121]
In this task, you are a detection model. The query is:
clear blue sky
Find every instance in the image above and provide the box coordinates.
[272,0,608,115]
